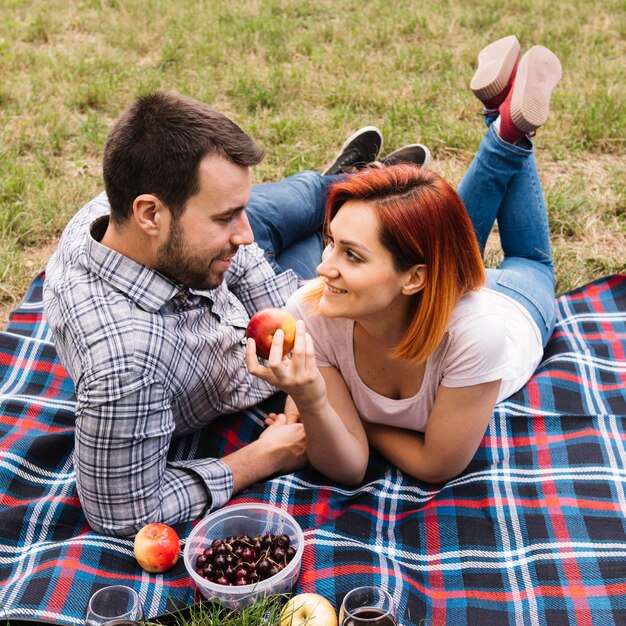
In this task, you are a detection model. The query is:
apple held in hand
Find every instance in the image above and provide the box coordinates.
[246,307,297,360]
[133,523,181,573]
[281,592,338,626]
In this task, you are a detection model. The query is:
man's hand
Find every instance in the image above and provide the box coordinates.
[223,414,307,494]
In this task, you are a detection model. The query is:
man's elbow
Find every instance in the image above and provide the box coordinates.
[80,499,146,537]
[86,514,139,537]
[77,478,157,536]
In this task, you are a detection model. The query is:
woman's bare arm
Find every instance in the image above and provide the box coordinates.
[246,321,369,484]
[364,379,501,483]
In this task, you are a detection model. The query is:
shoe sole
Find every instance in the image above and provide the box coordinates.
[337,125,383,155]
[510,46,562,133]
[382,144,432,168]
[470,35,521,103]
[323,125,383,175]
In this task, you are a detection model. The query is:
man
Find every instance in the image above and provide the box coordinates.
[43,91,428,536]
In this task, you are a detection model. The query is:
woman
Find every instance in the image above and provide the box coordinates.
[246,36,563,485]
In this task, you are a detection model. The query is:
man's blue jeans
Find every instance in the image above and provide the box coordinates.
[245,171,330,280]
[458,117,557,347]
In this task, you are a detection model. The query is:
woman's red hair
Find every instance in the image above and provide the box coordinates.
[307,164,485,362]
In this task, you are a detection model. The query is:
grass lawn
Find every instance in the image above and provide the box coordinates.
[0,0,624,330]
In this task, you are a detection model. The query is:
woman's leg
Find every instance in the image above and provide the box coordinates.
[457,115,520,253]
[472,122,554,271]
[459,121,556,346]
[459,40,561,346]
[482,123,556,346]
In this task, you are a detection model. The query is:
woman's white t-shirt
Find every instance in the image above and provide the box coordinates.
[286,286,543,432]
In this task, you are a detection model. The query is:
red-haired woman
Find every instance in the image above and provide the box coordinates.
[247,37,563,485]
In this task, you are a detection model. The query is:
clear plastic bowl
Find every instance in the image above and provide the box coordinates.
[183,503,304,610]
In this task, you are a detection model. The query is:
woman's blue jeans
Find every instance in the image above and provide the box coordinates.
[458,118,557,347]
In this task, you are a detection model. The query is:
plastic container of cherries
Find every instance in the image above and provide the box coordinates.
[183,503,304,609]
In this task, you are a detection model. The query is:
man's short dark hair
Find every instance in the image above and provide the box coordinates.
[102,91,265,224]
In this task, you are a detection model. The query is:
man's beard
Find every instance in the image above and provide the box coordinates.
[155,218,235,291]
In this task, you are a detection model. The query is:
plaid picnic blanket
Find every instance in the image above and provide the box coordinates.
[1,273,625,626]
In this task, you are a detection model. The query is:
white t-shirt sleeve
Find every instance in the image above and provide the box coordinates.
[441,314,509,388]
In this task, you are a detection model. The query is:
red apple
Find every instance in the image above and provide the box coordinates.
[246,307,297,360]
[133,523,180,573]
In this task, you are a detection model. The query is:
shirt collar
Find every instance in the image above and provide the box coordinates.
[85,215,216,312]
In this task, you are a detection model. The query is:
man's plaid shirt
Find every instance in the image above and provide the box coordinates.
[43,193,298,535]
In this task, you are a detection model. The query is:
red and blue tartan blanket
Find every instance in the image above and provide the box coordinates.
[1,273,625,626]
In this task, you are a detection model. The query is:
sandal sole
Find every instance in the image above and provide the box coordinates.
[470,35,521,103]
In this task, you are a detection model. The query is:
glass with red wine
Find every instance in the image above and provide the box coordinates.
[339,586,397,626]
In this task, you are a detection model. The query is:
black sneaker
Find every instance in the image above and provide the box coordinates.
[323,126,384,175]
[380,144,431,168]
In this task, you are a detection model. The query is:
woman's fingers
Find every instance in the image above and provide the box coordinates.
[249,320,318,395]
[267,329,286,367]
[305,332,316,370]
[288,320,308,377]
[268,323,305,372]
[245,336,259,371]
[246,337,276,383]
[293,320,306,354]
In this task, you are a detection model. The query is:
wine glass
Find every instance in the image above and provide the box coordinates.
[85,585,143,626]
[339,586,397,626]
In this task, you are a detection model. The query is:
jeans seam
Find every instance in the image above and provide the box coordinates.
[527,160,553,265]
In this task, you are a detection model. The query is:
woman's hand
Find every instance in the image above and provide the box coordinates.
[265,395,300,426]
[246,320,327,410]
[248,321,369,485]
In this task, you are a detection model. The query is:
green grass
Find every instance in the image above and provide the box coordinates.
[1,0,625,327]
[151,593,288,626]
